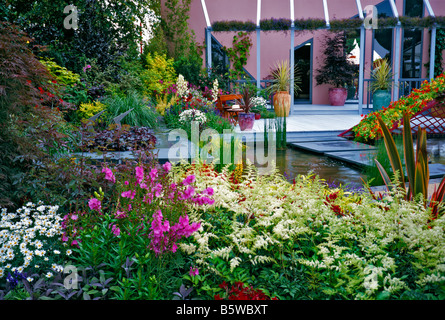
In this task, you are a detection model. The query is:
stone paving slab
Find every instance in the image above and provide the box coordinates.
[289,140,377,154]
[70,141,215,165]
[324,150,376,167]
[429,163,445,179]
[324,150,445,179]
[286,136,348,143]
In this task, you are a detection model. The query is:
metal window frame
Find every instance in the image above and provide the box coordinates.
[293,38,314,105]
[201,0,438,114]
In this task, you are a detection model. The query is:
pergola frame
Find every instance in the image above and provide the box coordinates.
[200,0,438,116]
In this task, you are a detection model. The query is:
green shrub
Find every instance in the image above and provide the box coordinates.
[102,92,159,128]
[140,52,177,97]
[39,58,81,86]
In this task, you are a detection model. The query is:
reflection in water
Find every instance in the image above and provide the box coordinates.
[272,138,445,188]
[274,148,365,187]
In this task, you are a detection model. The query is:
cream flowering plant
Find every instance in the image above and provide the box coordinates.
[0,202,69,284]
[179,109,207,125]
[173,161,445,300]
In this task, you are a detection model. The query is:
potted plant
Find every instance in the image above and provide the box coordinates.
[238,85,256,131]
[370,58,394,111]
[266,60,301,117]
[251,96,268,120]
[315,32,356,106]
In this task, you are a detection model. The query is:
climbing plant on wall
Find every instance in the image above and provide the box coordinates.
[223,31,253,80]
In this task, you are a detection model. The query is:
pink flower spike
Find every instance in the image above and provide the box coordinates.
[121,190,136,200]
[182,175,196,186]
[111,224,121,237]
[162,162,172,172]
[149,168,158,181]
[190,266,199,277]
[88,198,101,212]
[135,166,144,185]
[102,167,116,183]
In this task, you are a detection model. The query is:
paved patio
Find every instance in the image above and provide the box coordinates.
[234,114,363,134]
[234,103,369,134]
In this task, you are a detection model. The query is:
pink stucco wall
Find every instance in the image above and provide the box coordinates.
[183,0,445,104]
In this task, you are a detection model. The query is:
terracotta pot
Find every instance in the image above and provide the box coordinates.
[238,113,255,131]
[273,91,291,117]
[328,87,348,106]
[255,113,261,120]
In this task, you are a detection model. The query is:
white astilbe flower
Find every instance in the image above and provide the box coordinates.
[229,257,241,272]
[417,273,445,286]
[383,274,407,293]
[211,79,219,102]
[176,74,189,98]
[179,109,207,124]
[178,243,197,255]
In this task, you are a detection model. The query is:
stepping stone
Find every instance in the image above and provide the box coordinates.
[289,140,376,154]
[324,150,377,167]
[429,163,445,179]
[70,141,214,165]
[287,136,347,143]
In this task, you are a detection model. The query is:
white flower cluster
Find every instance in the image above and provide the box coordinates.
[176,74,189,99]
[0,202,67,279]
[180,161,445,299]
[250,96,268,108]
[179,109,207,125]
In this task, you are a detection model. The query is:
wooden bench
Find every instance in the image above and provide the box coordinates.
[216,94,244,124]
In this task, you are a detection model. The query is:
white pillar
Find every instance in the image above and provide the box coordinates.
[290,26,295,115]
[356,0,364,115]
[206,27,212,76]
[394,23,401,100]
[289,0,295,115]
[322,0,330,28]
[429,25,437,80]
[257,0,261,90]
[257,28,261,90]
[358,26,365,115]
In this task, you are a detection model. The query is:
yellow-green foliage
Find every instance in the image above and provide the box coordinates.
[40,59,81,86]
[78,100,106,119]
[155,94,177,116]
[141,52,176,97]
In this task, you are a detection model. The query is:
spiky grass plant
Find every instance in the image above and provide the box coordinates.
[266,60,302,96]
[370,58,394,93]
